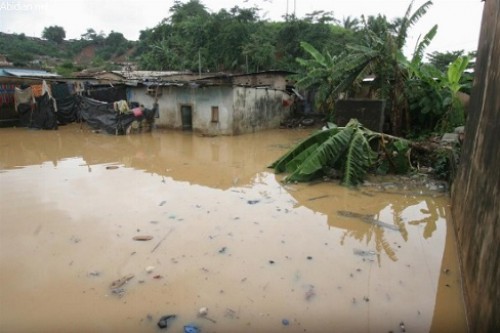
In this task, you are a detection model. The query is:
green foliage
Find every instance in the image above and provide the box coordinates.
[42,26,66,43]
[427,50,465,72]
[137,1,355,72]
[270,119,403,186]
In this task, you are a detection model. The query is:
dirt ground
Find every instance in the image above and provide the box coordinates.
[0,124,467,333]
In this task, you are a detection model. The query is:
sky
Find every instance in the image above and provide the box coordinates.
[0,0,484,57]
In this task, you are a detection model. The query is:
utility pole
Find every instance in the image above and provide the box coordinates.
[286,0,289,21]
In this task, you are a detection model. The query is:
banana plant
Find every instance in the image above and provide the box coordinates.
[270,119,410,186]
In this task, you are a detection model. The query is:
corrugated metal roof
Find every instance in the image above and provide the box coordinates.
[0,68,60,78]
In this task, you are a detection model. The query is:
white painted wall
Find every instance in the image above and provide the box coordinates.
[128,85,234,135]
[127,85,290,135]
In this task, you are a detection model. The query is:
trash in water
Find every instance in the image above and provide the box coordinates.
[159,200,167,206]
[157,314,176,329]
[110,287,126,298]
[282,318,290,326]
[353,248,377,257]
[145,266,155,274]
[184,325,200,333]
[305,285,316,301]
[198,307,208,317]
[133,235,154,241]
[106,165,119,170]
[110,274,134,289]
[88,271,100,277]
[247,200,260,205]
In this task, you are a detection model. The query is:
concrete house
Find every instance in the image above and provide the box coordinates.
[127,71,295,135]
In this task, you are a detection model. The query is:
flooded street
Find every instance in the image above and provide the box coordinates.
[0,124,466,333]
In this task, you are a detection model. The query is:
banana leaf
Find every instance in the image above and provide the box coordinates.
[286,125,355,182]
[342,128,378,186]
[269,127,340,172]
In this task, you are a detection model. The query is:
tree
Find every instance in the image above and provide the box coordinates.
[295,0,436,135]
[427,50,464,72]
[42,25,66,43]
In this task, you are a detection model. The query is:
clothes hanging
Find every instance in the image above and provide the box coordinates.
[31,84,43,98]
[15,86,34,111]
[0,84,15,107]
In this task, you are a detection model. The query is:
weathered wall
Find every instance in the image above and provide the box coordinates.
[129,86,291,135]
[128,85,234,135]
[232,87,291,135]
[451,0,500,332]
[232,73,291,90]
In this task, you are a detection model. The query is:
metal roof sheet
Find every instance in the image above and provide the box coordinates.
[0,68,60,78]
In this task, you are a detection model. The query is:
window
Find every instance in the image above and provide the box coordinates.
[211,106,219,123]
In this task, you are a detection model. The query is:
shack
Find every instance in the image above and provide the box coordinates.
[0,67,61,128]
[127,71,295,135]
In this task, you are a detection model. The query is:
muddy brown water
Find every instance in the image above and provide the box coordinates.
[0,124,466,333]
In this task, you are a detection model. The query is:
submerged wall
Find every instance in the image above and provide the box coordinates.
[128,85,234,135]
[232,87,291,135]
[129,85,290,135]
[451,0,500,331]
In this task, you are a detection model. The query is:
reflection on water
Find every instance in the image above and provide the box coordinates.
[0,125,466,333]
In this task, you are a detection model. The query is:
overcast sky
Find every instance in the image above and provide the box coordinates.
[0,0,484,56]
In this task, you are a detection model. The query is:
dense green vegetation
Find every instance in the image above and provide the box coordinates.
[271,0,472,186]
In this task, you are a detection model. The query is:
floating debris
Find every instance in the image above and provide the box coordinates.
[88,271,100,277]
[133,235,154,241]
[353,248,377,257]
[224,308,238,319]
[282,318,290,326]
[247,200,260,205]
[110,287,126,298]
[307,195,329,201]
[198,307,208,317]
[157,314,176,329]
[110,274,134,289]
[159,200,167,206]
[106,165,119,170]
[145,266,155,274]
[305,285,316,301]
[184,325,200,333]
[218,247,227,254]
[337,210,400,231]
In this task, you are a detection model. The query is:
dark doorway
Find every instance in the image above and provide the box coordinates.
[180,105,193,131]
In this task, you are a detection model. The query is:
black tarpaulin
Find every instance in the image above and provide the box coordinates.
[56,95,79,125]
[28,93,58,130]
[17,95,55,129]
[17,103,32,127]
[50,82,71,100]
[87,86,127,103]
[79,96,136,135]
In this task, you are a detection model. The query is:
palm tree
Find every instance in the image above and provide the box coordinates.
[296,0,435,135]
[342,16,360,31]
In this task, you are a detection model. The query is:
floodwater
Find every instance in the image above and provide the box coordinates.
[0,124,466,333]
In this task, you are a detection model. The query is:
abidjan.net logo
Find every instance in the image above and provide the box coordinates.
[0,1,48,11]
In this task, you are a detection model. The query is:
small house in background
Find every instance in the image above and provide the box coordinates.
[127,71,295,135]
[0,54,13,67]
